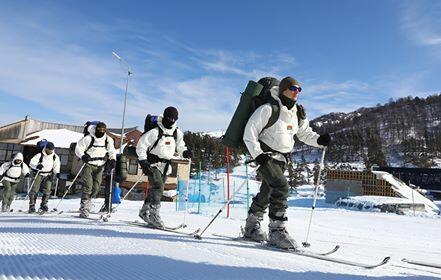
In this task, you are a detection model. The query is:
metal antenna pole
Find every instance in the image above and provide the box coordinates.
[112,51,133,214]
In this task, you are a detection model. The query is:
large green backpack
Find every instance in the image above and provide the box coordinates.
[221,77,281,148]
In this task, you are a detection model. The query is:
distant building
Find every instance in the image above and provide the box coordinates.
[325,170,396,204]
[325,169,439,214]
[373,166,441,199]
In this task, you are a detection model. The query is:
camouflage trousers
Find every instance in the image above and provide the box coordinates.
[80,163,104,205]
[29,174,52,207]
[2,180,18,209]
[249,159,289,221]
[144,167,166,206]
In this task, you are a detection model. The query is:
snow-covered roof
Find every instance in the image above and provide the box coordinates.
[21,129,84,149]
[372,171,440,213]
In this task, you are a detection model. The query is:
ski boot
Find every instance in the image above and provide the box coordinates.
[79,207,89,218]
[243,211,267,242]
[79,200,90,218]
[28,205,36,214]
[99,203,109,213]
[39,204,49,213]
[148,204,165,229]
[139,202,151,223]
[268,218,298,250]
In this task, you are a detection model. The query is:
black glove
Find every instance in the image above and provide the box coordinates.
[36,164,44,170]
[108,159,116,169]
[56,173,61,179]
[81,154,91,163]
[183,150,192,159]
[255,153,271,166]
[317,133,331,146]
[147,153,160,164]
[25,173,30,178]
[138,160,152,176]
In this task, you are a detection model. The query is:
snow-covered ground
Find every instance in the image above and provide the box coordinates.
[1,197,441,279]
[1,164,441,279]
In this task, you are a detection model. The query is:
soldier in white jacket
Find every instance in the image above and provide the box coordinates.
[136,107,191,228]
[75,122,116,218]
[0,152,30,212]
[243,76,331,249]
[29,142,61,213]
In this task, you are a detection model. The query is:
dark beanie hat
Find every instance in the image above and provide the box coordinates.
[96,122,107,129]
[45,142,55,150]
[164,106,179,120]
[279,76,300,94]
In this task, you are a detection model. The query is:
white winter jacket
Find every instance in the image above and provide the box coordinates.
[29,149,61,177]
[244,86,322,162]
[136,116,187,175]
[0,153,30,183]
[75,126,116,167]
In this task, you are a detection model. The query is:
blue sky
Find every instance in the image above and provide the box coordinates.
[0,0,440,132]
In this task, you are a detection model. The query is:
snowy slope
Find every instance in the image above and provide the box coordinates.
[1,165,441,279]
[1,197,441,279]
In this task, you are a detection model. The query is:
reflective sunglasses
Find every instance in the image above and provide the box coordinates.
[289,85,302,92]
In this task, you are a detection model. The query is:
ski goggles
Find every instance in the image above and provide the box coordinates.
[289,85,302,92]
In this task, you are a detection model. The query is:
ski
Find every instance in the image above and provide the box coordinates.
[402,258,441,269]
[64,210,104,215]
[37,210,48,215]
[211,233,389,269]
[212,233,340,256]
[124,221,198,236]
[74,215,104,222]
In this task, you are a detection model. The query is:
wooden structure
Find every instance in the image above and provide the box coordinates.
[326,170,397,203]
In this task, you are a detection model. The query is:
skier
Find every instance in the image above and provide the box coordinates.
[29,142,61,213]
[0,152,30,212]
[243,76,330,249]
[136,106,191,228]
[75,122,116,218]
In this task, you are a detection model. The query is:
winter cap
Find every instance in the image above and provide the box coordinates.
[164,106,179,121]
[45,142,55,150]
[96,122,107,130]
[13,152,24,161]
[279,76,300,95]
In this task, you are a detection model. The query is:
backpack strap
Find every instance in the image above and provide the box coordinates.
[85,135,110,161]
[85,136,95,155]
[3,163,22,180]
[33,153,56,174]
[146,127,178,160]
[262,99,280,131]
[296,104,306,125]
[148,127,164,155]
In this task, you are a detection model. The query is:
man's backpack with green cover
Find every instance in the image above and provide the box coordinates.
[221,77,281,148]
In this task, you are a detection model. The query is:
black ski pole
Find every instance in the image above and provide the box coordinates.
[100,175,144,221]
[53,163,86,212]
[107,168,114,215]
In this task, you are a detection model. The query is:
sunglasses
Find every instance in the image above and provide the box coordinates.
[289,85,302,92]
